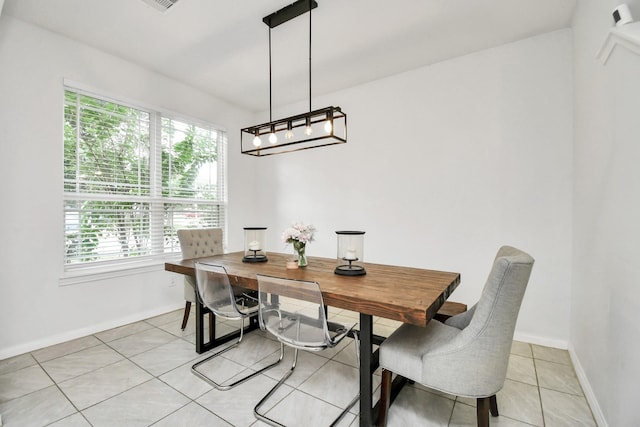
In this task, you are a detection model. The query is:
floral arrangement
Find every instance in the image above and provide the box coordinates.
[282,222,316,267]
[281,222,316,245]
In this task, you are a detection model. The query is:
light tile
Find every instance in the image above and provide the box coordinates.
[259,347,328,388]
[107,328,176,358]
[386,385,455,427]
[506,354,537,386]
[197,373,293,427]
[510,341,532,358]
[41,344,124,383]
[374,317,404,328]
[221,333,282,368]
[450,401,532,426]
[1,306,599,427]
[152,402,232,426]
[0,364,53,403]
[82,379,190,427]
[263,389,356,427]
[192,350,255,389]
[182,321,236,345]
[157,311,231,338]
[49,412,92,427]
[0,385,76,426]
[0,353,37,376]
[532,345,571,365]
[539,388,596,426]
[298,360,360,409]
[95,320,154,343]
[159,360,213,400]
[495,379,543,426]
[145,309,184,327]
[373,323,400,338]
[315,335,352,360]
[535,359,583,395]
[31,335,102,363]
[130,338,198,376]
[411,383,457,401]
[332,339,360,368]
[58,359,152,409]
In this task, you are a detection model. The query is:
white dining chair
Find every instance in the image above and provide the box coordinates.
[378,246,534,427]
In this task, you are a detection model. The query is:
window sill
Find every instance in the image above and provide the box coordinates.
[59,255,181,286]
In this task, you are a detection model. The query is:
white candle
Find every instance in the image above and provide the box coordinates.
[248,240,260,251]
[344,249,357,261]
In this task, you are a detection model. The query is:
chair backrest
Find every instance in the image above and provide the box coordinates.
[195,262,243,320]
[256,274,333,350]
[177,228,223,260]
[434,245,534,395]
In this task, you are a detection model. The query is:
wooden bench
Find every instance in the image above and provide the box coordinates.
[434,301,467,322]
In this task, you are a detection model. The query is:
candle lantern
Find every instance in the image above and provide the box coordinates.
[335,231,366,276]
[243,227,268,263]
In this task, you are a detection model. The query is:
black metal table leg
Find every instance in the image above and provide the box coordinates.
[359,313,373,427]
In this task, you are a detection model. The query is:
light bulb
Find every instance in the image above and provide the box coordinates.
[285,129,294,140]
[269,132,278,144]
[252,135,262,147]
[304,116,313,136]
[324,120,332,133]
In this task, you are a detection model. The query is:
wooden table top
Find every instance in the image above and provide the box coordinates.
[165,252,461,327]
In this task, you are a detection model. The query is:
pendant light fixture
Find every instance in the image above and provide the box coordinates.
[241,0,347,156]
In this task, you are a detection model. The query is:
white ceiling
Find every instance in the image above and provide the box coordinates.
[2,0,575,112]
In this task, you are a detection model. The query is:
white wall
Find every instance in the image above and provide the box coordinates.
[0,16,256,358]
[572,1,640,426]
[253,30,574,345]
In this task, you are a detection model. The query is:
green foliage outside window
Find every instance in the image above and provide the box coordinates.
[63,89,224,265]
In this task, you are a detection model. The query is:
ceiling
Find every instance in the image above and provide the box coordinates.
[2,0,575,112]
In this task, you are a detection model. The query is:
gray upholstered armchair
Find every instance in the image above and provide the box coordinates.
[378,246,535,427]
[177,228,224,330]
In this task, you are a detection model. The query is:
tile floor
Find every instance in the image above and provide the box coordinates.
[0,308,597,426]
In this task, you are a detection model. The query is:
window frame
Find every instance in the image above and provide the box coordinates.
[60,82,227,285]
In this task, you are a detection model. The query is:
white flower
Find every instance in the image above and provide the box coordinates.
[282,222,316,244]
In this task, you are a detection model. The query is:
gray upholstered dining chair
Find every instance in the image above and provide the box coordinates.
[177,228,224,330]
[378,246,534,427]
[191,262,283,390]
[254,274,360,427]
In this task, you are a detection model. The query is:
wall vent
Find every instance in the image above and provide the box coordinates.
[140,0,180,13]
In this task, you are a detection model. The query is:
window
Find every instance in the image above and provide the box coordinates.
[63,87,226,271]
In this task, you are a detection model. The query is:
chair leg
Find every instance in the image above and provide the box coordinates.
[181,301,191,330]
[378,369,393,427]
[477,397,490,427]
[489,394,499,417]
[254,348,299,427]
[192,331,284,391]
[255,347,358,427]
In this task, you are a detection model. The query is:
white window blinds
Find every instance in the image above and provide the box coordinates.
[63,88,226,268]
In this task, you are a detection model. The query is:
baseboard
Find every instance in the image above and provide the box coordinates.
[0,303,183,360]
[513,331,569,349]
[568,343,608,427]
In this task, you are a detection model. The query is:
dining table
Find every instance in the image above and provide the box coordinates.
[165,251,461,427]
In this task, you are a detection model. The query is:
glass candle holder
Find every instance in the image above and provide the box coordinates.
[243,227,268,263]
[334,231,366,276]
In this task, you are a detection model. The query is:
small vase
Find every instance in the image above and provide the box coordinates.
[293,241,308,267]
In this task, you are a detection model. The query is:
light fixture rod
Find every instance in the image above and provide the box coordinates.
[308,0,312,113]
[269,27,272,122]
